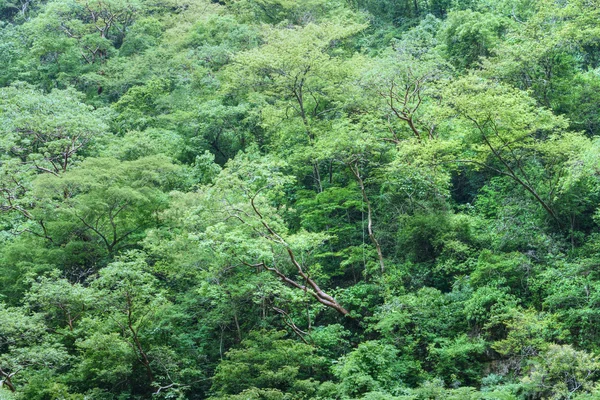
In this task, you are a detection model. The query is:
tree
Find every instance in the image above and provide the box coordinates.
[0,84,108,223]
[522,345,600,399]
[444,75,570,226]
[31,156,179,258]
[225,20,365,191]
[334,341,407,397]
[25,271,95,332]
[83,253,167,391]
[210,330,326,399]
[33,0,141,64]
[360,15,450,144]
[203,151,350,316]
[441,10,508,70]
[0,304,68,393]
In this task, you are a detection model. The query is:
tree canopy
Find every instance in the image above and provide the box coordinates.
[2,0,600,398]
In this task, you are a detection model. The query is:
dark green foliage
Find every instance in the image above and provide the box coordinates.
[211,330,326,398]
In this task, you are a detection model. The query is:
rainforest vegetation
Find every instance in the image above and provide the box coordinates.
[1,0,600,398]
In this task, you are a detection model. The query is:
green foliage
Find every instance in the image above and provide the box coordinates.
[522,345,600,399]
[3,0,600,398]
[31,156,178,260]
[441,10,508,70]
[210,330,325,398]
[429,334,486,386]
[334,340,409,397]
[0,303,68,394]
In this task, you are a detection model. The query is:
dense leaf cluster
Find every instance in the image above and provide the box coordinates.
[1,0,600,398]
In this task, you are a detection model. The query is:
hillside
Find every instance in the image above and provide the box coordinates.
[1,0,600,398]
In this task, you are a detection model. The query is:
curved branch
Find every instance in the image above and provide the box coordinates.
[242,199,349,316]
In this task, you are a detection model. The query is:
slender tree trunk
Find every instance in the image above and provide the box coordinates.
[348,161,385,274]
[126,293,154,383]
[294,83,322,192]
[233,310,242,342]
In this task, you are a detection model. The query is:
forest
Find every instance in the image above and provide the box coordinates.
[1,0,600,398]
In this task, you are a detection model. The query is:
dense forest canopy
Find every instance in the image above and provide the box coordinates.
[1,0,600,398]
